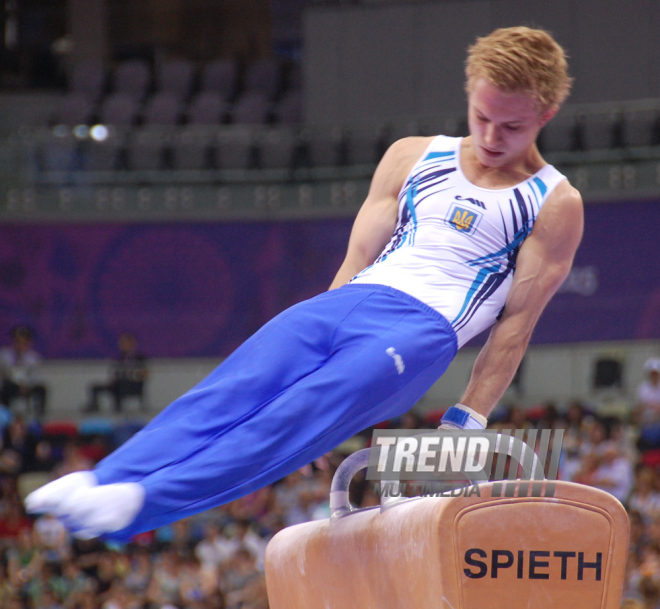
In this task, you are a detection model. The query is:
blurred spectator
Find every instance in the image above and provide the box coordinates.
[636,358,660,425]
[227,520,268,571]
[0,561,15,606]
[638,575,660,609]
[0,402,657,606]
[7,528,43,598]
[629,468,660,526]
[630,510,650,558]
[534,402,565,430]
[195,522,235,574]
[2,415,40,475]
[70,536,106,579]
[499,405,531,430]
[123,548,152,597]
[272,469,330,527]
[94,550,122,596]
[33,513,70,564]
[178,554,208,607]
[85,333,149,413]
[0,326,47,417]
[146,549,183,606]
[51,440,93,479]
[228,487,273,522]
[220,548,262,606]
[0,497,32,543]
[59,559,93,604]
[590,442,635,502]
[573,435,634,502]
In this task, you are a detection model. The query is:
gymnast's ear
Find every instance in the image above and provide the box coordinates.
[539,104,560,128]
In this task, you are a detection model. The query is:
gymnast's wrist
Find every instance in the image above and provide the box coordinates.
[439,404,488,430]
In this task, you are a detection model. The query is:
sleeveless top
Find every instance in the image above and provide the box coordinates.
[350,135,566,347]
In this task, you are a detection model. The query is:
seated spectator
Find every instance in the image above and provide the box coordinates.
[146,549,182,607]
[7,528,43,597]
[0,326,47,417]
[629,468,660,526]
[0,499,32,545]
[220,548,261,602]
[630,510,650,559]
[178,554,208,607]
[58,560,94,606]
[636,358,660,425]
[638,575,660,609]
[227,520,268,572]
[1,415,40,475]
[123,548,152,598]
[574,440,634,502]
[85,333,148,413]
[33,513,70,564]
[195,522,235,574]
[51,440,93,479]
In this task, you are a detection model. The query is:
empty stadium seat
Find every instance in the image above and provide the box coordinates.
[83,129,125,171]
[51,94,94,126]
[142,93,182,126]
[186,92,228,125]
[69,61,107,102]
[232,91,271,125]
[244,58,282,101]
[40,131,80,171]
[215,128,255,170]
[539,114,578,153]
[98,93,141,126]
[623,109,660,147]
[259,127,298,169]
[388,120,423,142]
[156,59,194,101]
[78,417,115,437]
[172,126,215,170]
[112,59,152,100]
[582,111,622,150]
[593,356,624,390]
[200,58,238,101]
[429,116,468,138]
[346,124,387,165]
[128,128,169,170]
[302,127,344,167]
[273,89,302,124]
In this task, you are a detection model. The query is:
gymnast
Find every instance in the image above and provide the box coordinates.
[26,26,583,541]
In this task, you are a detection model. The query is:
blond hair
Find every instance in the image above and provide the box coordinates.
[465,26,572,110]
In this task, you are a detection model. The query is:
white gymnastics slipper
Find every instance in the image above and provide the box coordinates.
[25,471,98,516]
[57,482,145,539]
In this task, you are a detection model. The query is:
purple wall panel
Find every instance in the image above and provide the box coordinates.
[0,200,658,359]
[0,220,350,358]
[531,199,660,344]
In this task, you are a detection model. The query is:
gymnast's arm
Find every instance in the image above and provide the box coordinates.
[459,180,584,418]
[329,137,431,290]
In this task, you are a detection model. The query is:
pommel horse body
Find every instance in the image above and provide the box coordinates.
[265,442,629,609]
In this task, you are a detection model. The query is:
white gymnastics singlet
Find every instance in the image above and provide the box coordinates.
[351,135,566,347]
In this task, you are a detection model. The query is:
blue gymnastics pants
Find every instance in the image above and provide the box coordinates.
[93,283,458,540]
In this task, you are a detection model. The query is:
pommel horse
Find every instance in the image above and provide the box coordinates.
[265,434,629,609]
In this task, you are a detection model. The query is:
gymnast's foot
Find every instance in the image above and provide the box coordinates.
[25,471,98,514]
[25,473,145,539]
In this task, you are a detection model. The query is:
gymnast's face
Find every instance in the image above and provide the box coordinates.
[467,77,555,169]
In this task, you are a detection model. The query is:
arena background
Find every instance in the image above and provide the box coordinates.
[1,3,660,609]
[0,0,658,417]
